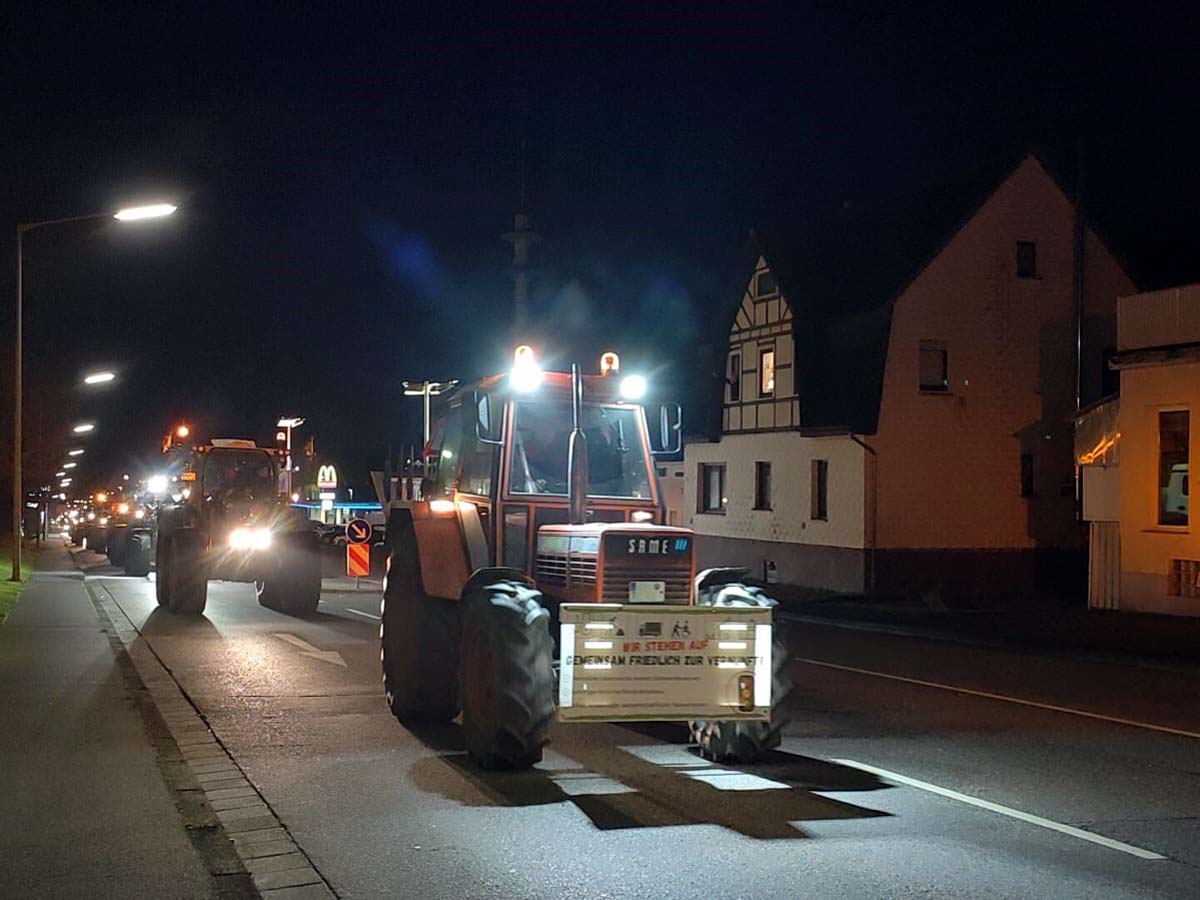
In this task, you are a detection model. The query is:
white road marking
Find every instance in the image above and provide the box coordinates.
[345,609,381,621]
[796,657,1200,740]
[832,759,1166,860]
[271,632,348,667]
[620,745,790,791]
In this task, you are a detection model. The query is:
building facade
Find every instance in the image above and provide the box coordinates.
[686,155,1136,600]
[1080,285,1199,614]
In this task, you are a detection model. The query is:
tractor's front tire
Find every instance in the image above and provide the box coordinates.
[460,581,555,770]
[257,532,322,616]
[380,573,460,722]
[124,532,151,577]
[166,530,208,615]
[688,582,792,764]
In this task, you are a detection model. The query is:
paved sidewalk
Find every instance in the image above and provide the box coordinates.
[0,542,221,899]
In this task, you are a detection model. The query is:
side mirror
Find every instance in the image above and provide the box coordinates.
[650,403,683,456]
[475,391,502,446]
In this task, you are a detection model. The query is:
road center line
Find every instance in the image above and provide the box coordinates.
[831,759,1166,860]
[796,657,1200,740]
[345,609,381,621]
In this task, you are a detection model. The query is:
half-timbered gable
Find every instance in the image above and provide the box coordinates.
[723,256,800,434]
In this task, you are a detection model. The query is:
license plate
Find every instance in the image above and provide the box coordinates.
[628,581,665,603]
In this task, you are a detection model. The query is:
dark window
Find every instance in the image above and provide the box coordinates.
[699,463,726,513]
[919,341,949,392]
[502,506,529,570]
[811,459,828,520]
[1158,410,1189,526]
[759,347,776,397]
[755,270,778,297]
[1020,453,1034,498]
[728,353,741,402]
[754,461,772,510]
[459,431,495,497]
[1101,347,1120,398]
[1016,241,1037,278]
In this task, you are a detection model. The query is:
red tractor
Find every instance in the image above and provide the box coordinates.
[381,347,790,769]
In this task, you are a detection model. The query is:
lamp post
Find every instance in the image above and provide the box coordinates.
[276,417,305,498]
[402,380,458,444]
[10,203,176,581]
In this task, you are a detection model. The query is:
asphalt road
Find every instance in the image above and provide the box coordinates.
[66,547,1200,898]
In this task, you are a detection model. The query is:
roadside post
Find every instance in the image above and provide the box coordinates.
[345,517,372,589]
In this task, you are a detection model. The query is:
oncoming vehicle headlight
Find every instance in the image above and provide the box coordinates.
[134,509,145,520]
[117,502,130,515]
[229,527,272,551]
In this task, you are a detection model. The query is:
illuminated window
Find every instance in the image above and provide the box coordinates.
[728,353,741,402]
[919,341,948,392]
[759,347,775,398]
[811,460,828,520]
[754,461,772,510]
[1016,241,1037,278]
[755,270,778,297]
[1158,410,1189,526]
[699,463,726,514]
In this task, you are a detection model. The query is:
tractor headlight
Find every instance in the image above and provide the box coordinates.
[229,527,272,551]
[509,344,543,393]
[117,502,130,515]
[619,374,647,400]
[147,475,168,494]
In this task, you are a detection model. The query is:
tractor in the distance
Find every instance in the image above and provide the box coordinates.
[381,347,791,770]
[154,435,322,616]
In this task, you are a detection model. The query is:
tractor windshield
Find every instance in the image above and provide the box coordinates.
[203,449,276,500]
[509,401,653,499]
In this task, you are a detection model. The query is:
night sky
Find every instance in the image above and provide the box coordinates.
[3,3,1200,497]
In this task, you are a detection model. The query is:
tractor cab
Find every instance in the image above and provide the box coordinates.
[418,347,687,603]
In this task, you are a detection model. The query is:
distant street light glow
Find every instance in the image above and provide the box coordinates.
[63,462,76,469]
[55,471,66,478]
[113,203,177,222]
[68,449,84,456]
[72,423,95,433]
[83,371,116,385]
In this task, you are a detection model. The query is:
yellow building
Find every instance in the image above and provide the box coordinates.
[1081,285,1200,614]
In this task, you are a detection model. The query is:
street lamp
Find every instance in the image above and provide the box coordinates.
[276,417,305,498]
[82,371,116,385]
[402,380,458,444]
[10,201,176,581]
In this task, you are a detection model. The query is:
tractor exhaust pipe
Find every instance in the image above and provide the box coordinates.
[567,362,589,525]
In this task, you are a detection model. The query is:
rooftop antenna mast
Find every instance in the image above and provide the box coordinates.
[502,139,540,334]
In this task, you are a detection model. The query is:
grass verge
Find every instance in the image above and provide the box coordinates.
[0,545,33,624]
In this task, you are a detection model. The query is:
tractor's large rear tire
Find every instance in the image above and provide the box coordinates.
[257,532,322,616]
[124,532,151,577]
[688,582,792,764]
[380,545,460,722]
[108,527,129,567]
[460,581,555,770]
[166,530,208,615]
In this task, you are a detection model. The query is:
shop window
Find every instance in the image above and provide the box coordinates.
[1017,241,1037,278]
[754,461,772,510]
[698,463,726,514]
[919,341,949,392]
[1158,410,1189,526]
[728,352,741,402]
[811,459,828,520]
[759,347,775,397]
